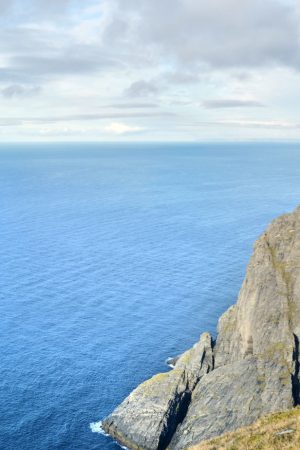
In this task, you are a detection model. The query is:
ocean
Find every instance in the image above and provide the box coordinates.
[1,142,300,449]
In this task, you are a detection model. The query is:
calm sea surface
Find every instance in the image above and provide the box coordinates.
[1,142,300,449]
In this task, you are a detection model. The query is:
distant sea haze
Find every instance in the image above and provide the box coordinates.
[1,142,300,449]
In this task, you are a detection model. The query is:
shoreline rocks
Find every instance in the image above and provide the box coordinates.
[102,206,300,450]
[103,333,214,450]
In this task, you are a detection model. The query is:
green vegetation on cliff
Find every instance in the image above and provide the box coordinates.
[190,407,300,450]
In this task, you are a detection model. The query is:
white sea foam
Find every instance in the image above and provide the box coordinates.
[89,421,108,435]
[89,421,129,449]
[166,357,176,369]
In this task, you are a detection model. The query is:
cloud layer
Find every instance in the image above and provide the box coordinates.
[0,0,300,141]
[109,0,300,69]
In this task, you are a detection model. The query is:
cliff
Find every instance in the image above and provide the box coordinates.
[102,206,300,450]
[190,407,300,450]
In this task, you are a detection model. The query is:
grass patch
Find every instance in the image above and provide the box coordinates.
[189,407,300,450]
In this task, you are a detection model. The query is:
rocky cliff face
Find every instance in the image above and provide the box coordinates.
[102,206,300,450]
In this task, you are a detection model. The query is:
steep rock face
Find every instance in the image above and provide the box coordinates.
[215,210,299,368]
[170,357,294,449]
[103,333,214,450]
[102,206,300,450]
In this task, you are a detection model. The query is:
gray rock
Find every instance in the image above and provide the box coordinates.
[102,332,213,450]
[170,357,293,449]
[166,356,179,368]
[102,206,300,450]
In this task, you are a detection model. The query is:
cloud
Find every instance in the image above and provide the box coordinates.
[0,38,118,83]
[110,0,300,70]
[15,51,116,77]
[2,1,298,94]
[30,0,71,15]
[125,80,161,98]
[2,84,41,98]
[106,102,158,109]
[164,71,200,84]
[104,122,143,135]
[0,118,22,126]
[0,111,174,127]
[195,119,300,130]
[203,99,265,109]
[0,0,72,19]
[0,0,299,141]
[218,119,300,129]
[0,9,121,84]
[0,0,11,14]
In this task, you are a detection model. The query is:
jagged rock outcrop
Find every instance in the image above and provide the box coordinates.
[103,333,213,450]
[102,206,300,450]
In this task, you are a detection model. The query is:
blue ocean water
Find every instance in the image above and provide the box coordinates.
[1,142,300,450]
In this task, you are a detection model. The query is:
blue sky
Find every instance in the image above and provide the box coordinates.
[1,0,300,141]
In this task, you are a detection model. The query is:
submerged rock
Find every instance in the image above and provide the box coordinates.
[102,206,300,450]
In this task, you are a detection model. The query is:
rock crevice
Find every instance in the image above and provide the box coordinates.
[102,206,300,450]
[292,333,300,406]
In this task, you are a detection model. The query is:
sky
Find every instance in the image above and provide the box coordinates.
[1,0,300,141]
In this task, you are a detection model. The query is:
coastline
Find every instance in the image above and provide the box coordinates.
[102,206,300,450]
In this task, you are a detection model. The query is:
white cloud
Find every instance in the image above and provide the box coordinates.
[203,99,265,109]
[193,119,300,130]
[217,119,300,129]
[104,122,144,135]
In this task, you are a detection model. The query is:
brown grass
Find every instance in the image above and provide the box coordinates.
[189,407,300,450]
